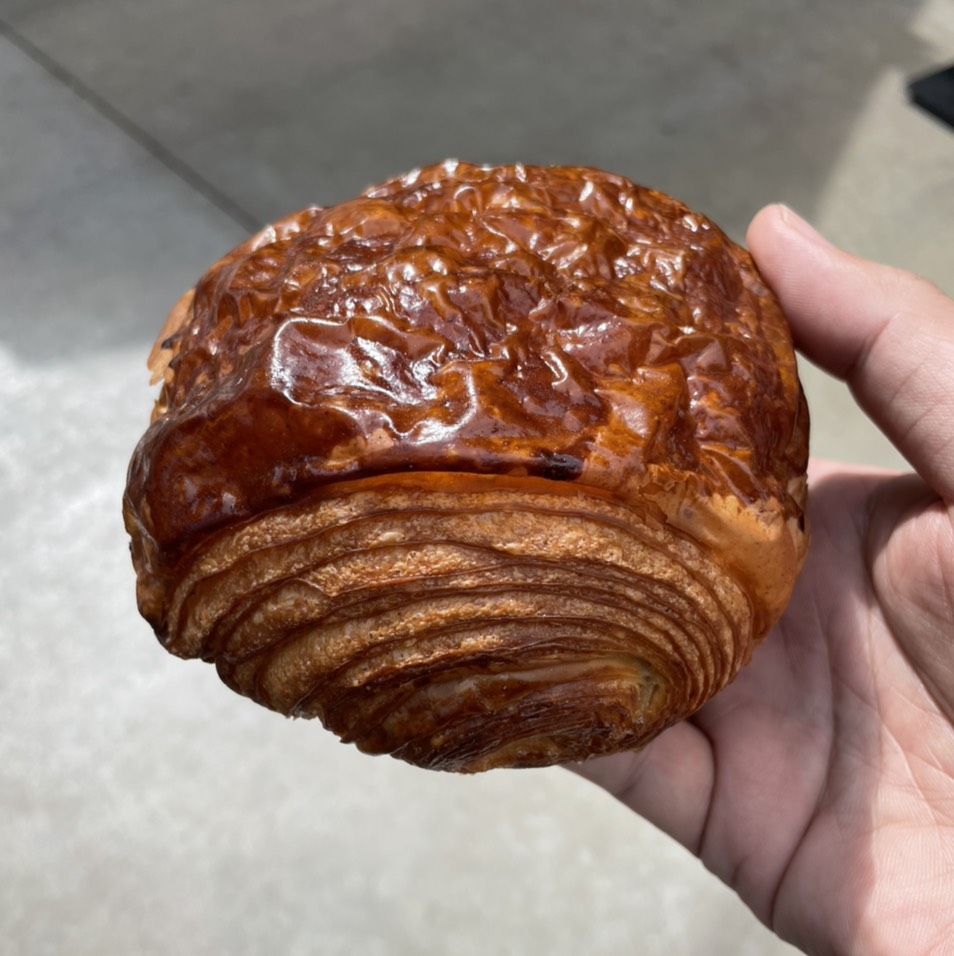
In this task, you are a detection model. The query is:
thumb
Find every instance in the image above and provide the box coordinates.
[747,204,954,502]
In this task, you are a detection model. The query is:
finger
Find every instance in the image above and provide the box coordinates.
[566,719,713,855]
[747,204,954,502]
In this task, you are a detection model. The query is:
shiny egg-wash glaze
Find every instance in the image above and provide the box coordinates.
[124,161,809,772]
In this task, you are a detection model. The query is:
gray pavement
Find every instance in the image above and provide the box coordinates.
[2,2,952,953]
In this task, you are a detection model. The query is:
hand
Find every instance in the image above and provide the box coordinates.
[572,205,954,955]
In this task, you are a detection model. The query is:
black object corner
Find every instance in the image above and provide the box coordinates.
[908,63,954,131]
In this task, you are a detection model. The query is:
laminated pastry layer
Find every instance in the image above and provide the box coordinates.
[158,474,757,772]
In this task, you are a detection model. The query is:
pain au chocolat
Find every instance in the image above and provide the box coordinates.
[123,161,809,772]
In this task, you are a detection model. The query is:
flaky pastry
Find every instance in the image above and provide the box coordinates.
[124,161,809,771]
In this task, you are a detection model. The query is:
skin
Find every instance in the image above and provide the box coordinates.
[572,204,954,955]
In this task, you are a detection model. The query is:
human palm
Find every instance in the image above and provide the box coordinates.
[574,206,954,956]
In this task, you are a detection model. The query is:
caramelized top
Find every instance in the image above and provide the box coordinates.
[125,161,807,579]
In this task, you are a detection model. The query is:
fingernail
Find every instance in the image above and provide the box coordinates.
[777,205,832,248]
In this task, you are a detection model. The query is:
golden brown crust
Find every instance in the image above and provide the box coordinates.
[123,161,809,771]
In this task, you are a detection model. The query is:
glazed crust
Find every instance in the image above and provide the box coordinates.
[123,161,809,771]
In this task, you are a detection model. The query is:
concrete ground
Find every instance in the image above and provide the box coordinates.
[2,2,952,954]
